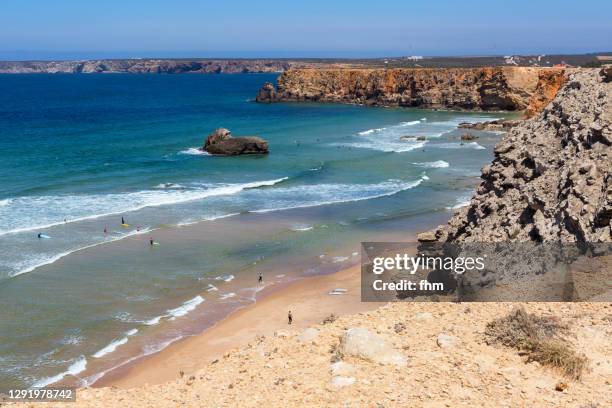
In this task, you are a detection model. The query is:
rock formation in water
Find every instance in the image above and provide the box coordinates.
[256,67,566,113]
[423,68,611,244]
[255,82,277,102]
[203,128,269,156]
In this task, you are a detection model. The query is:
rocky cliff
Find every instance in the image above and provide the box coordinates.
[257,67,566,114]
[0,59,294,74]
[428,68,610,244]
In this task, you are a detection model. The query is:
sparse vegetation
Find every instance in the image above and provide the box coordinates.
[329,342,344,363]
[485,307,588,379]
[322,313,338,324]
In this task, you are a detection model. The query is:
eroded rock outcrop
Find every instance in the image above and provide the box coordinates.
[339,328,406,366]
[430,69,610,244]
[257,67,566,113]
[255,82,277,102]
[203,128,269,155]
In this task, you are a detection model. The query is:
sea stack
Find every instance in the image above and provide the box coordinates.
[203,128,269,155]
[255,82,277,103]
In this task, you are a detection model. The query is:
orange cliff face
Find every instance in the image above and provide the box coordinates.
[524,69,568,118]
[257,67,566,115]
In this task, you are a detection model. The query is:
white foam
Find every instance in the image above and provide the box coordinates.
[291,224,313,232]
[357,127,385,135]
[92,337,129,358]
[333,256,349,263]
[32,356,87,388]
[126,329,138,336]
[398,120,421,126]
[251,177,427,214]
[144,315,163,326]
[0,178,288,237]
[179,147,210,156]
[155,183,185,189]
[215,274,235,282]
[176,212,241,227]
[207,284,218,292]
[167,295,204,318]
[142,335,182,357]
[219,292,236,300]
[82,335,182,387]
[414,160,450,168]
[7,227,153,278]
[144,295,205,326]
[432,142,486,150]
[447,194,473,210]
[348,115,502,153]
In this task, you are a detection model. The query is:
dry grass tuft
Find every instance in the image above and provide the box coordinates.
[485,307,587,380]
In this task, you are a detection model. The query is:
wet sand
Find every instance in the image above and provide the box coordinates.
[94,264,381,388]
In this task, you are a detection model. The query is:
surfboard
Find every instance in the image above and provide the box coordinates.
[152,242,160,246]
[121,223,130,227]
[39,234,51,239]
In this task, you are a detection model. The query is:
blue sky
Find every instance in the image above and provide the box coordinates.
[0,0,610,59]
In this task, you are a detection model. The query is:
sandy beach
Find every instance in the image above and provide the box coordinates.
[94,264,381,388]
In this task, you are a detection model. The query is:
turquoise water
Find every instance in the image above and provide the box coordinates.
[0,73,504,388]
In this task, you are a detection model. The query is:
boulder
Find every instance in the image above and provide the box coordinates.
[330,361,355,377]
[331,376,355,389]
[297,328,319,343]
[436,333,459,349]
[203,128,269,156]
[399,135,418,141]
[601,66,612,83]
[255,82,277,102]
[461,133,478,141]
[339,328,406,366]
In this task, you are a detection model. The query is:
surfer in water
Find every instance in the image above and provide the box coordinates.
[150,237,155,246]
[121,216,125,225]
[104,226,108,234]
[37,233,42,239]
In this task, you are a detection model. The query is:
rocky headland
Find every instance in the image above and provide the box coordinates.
[0,59,294,74]
[412,68,611,300]
[256,67,566,113]
[425,68,610,244]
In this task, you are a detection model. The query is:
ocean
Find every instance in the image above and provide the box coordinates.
[0,73,506,388]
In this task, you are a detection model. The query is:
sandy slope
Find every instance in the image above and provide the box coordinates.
[8,300,610,407]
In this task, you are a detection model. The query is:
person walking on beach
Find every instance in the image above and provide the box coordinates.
[288,310,293,325]
[258,272,263,284]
